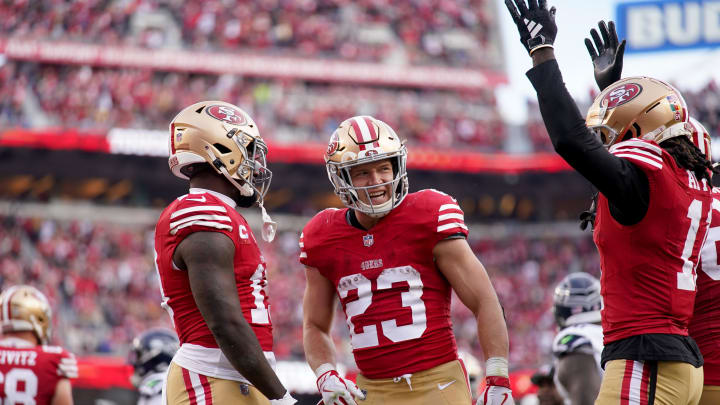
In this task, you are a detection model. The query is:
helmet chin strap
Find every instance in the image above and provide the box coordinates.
[207,149,277,242]
[355,198,393,218]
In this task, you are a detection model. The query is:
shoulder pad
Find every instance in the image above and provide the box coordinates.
[139,373,166,396]
[41,345,64,354]
[608,139,663,171]
[553,332,593,357]
[415,189,468,237]
[58,351,78,379]
[169,196,233,236]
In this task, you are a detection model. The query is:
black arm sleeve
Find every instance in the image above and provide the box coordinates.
[526,59,649,224]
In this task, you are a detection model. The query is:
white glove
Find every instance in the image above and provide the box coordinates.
[315,364,365,405]
[477,357,515,405]
[269,390,297,405]
[477,378,515,405]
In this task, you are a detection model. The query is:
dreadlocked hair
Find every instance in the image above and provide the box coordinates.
[659,136,718,184]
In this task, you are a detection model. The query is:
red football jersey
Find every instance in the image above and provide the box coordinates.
[300,189,468,379]
[0,338,77,405]
[594,139,712,345]
[689,186,720,385]
[154,188,273,351]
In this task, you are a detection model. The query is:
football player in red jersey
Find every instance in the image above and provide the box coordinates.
[157,101,295,404]
[584,20,720,405]
[0,285,76,405]
[687,118,720,405]
[300,115,512,405]
[505,2,716,404]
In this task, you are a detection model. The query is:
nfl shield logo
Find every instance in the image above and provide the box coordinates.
[363,234,374,247]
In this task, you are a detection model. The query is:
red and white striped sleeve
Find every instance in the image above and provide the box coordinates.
[420,189,469,241]
[57,350,78,379]
[299,232,307,263]
[168,202,233,237]
[437,200,468,238]
[609,139,663,172]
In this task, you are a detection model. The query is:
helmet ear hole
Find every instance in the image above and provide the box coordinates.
[213,143,232,154]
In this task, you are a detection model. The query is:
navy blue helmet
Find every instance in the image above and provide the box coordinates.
[129,328,179,381]
[553,272,602,328]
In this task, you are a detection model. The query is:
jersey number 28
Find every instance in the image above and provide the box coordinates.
[0,368,38,404]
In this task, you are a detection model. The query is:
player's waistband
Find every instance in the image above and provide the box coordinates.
[172,343,276,383]
[357,359,467,390]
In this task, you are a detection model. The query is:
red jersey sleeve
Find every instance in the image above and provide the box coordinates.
[608,139,664,172]
[168,194,234,242]
[299,208,337,269]
[42,345,78,379]
[56,348,78,379]
[419,189,469,246]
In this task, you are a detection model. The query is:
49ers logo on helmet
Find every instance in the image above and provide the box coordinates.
[206,105,248,125]
[604,83,642,108]
[326,132,340,158]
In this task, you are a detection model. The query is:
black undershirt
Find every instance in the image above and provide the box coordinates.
[527,59,702,367]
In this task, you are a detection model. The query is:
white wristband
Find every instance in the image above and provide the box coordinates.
[529,44,554,56]
[314,363,336,378]
[485,357,509,377]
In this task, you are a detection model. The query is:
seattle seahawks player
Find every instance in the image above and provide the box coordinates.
[552,272,603,405]
[129,328,179,405]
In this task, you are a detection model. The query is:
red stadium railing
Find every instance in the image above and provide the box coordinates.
[0,128,570,174]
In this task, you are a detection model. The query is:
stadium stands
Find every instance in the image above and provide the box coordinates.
[0,0,500,68]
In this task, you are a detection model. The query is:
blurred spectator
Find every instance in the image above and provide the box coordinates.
[0,0,499,68]
[0,61,503,150]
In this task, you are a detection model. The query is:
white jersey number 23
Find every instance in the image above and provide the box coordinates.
[337,266,427,349]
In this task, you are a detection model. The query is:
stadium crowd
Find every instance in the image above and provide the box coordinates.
[0,214,599,369]
[1,60,718,153]
[0,61,504,150]
[1,0,497,68]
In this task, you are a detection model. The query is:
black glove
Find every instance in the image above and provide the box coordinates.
[504,0,557,55]
[579,192,598,231]
[585,20,626,91]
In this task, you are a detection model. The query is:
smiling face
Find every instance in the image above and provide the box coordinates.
[348,158,394,206]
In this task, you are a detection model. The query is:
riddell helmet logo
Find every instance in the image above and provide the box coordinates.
[326,132,340,157]
[604,83,642,108]
[206,105,248,125]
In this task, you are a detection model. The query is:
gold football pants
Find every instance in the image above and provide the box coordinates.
[165,362,270,405]
[595,360,703,405]
[356,359,472,405]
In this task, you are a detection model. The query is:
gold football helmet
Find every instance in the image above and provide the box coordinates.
[0,285,52,344]
[325,116,409,217]
[168,101,271,201]
[586,76,691,147]
[689,117,712,161]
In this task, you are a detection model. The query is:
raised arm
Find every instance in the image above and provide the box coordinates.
[504,1,649,224]
[585,20,626,91]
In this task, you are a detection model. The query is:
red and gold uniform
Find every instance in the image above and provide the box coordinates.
[596,139,712,345]
[593,139,712,346]
[594,139,711,405]
[155,188,275,400]
[301,189,471,400]
[0,337,76,404]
